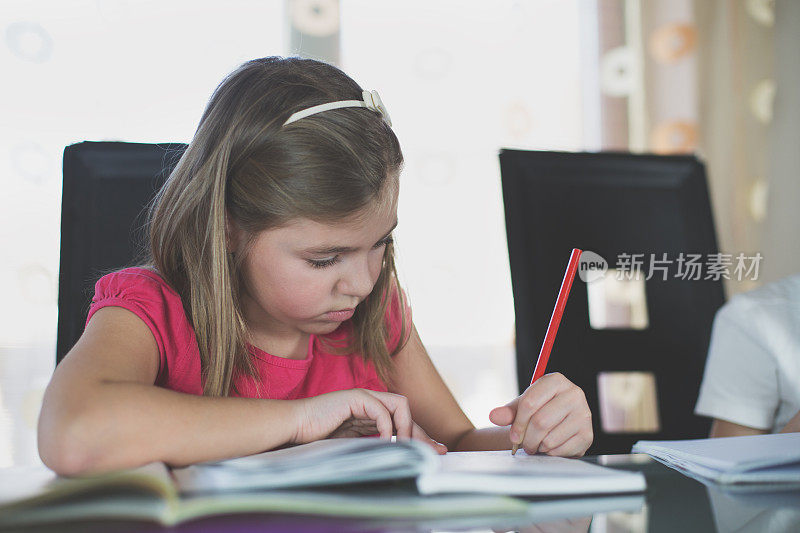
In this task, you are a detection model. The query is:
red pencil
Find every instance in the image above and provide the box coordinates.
[512,248,582,455]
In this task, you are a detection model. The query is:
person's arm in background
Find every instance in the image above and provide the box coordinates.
[709,419,768,438]
[695,297,781,438]
[711,409,800,437]
[779,410,800,433]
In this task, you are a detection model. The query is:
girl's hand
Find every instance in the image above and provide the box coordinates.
[292,389,447,454]
[489,373,593,457]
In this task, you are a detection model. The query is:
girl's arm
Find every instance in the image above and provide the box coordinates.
[39,307,418,475]
[38,306,301,475]
[387,323,512,451]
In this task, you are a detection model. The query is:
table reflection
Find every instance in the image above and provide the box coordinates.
[491,515,593,533]
[707,485,800,533]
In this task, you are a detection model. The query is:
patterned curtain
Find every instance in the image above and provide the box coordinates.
[594,0,798,296]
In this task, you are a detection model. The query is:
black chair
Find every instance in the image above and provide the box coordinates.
[56,141,186,365]
[499,150,725,455]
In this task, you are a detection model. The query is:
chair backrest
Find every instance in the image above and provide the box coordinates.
[56,141,186,364]
[499,149,725,454]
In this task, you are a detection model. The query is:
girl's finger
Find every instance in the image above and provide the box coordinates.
[519,389,579,454]
[346,418,378,434]
[411,423,448,454]
[489,399,518,427]
[362,390,414,440]
[356,396,393,440]
[540,430,592,458]
[536,408,588,454]
[532,387,590,452]
[511,384,573,453]
[508,374,568,447]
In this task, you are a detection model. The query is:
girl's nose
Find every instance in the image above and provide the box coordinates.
[338,257,376,298]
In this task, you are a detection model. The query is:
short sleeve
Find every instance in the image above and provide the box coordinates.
[694,297,780,430]
[86,269,175,376]
[385,284,413,353]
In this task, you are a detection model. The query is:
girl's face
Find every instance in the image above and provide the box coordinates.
[232,188,398,346]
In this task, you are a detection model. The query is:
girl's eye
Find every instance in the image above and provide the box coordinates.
[306,237,393,269]
[308,257,339,269]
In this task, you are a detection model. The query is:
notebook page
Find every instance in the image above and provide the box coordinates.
[417,450,646,495]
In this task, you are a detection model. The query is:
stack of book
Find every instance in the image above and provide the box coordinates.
[632,432,800,488]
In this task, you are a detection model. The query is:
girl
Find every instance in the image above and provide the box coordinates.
[38,57,592,476]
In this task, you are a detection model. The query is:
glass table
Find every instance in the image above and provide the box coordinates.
[5,454,799,533]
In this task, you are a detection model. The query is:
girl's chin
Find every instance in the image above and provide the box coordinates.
[307,320,348,335]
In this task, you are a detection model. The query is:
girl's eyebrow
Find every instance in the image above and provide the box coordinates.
[303,220,398,255]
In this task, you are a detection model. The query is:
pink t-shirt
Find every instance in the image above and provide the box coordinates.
[85,267,411,399]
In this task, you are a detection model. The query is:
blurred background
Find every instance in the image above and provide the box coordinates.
[1,0,797,467]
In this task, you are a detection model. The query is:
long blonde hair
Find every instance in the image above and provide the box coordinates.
[145,57,407,397]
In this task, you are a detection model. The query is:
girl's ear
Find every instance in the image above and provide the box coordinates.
[225,211,241,254]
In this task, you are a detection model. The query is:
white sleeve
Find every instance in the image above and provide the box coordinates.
[694,297,779,430]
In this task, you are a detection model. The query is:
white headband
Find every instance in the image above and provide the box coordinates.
[283,90,392,127]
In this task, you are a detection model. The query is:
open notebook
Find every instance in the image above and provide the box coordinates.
[0,439,645,527]
[632,432,800,485]
[174,438,646,496]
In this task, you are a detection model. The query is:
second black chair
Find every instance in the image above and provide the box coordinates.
[500,149,725,455]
